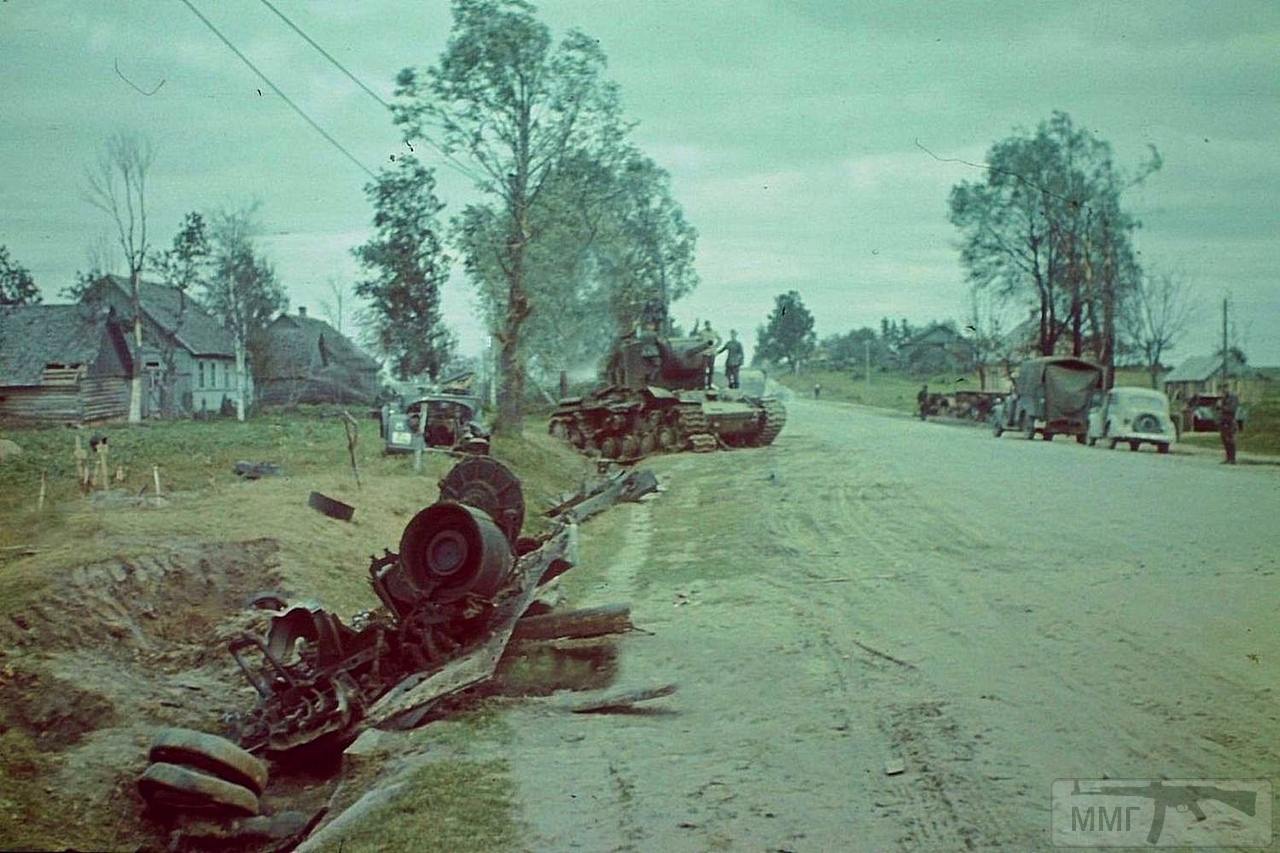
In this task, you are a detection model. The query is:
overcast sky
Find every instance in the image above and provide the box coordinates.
[2,1,1277,364]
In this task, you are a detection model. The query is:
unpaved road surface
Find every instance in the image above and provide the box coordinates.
[507,398,1280,851]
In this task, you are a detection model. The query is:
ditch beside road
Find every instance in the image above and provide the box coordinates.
[507,397,1280,851]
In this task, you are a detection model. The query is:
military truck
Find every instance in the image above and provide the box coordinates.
[992,356,1103,443]
[549,329,785,459]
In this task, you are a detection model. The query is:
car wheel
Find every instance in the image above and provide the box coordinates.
[1129,441,1140,452]
[1022,414,1035,440]
[1157,443,1170,455]
[1108,437,1119,450]
[1043,431,1054,442]
[1088,436,1097,447]
[1076,433,1087,445]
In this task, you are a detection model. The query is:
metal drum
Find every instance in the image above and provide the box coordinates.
[398,501,514,602]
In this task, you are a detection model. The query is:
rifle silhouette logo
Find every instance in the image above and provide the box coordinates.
[1070,779,1259,845]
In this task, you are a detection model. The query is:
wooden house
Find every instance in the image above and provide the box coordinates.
[257,307,380,405]
[0,304,133,422]
[81,275,247,415]
[1163,354,1267,404]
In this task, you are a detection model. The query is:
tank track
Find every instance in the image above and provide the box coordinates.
[751,398,787,446]
[677,405,718,453]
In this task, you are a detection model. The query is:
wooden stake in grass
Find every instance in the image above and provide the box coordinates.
[73,435,88,492]
[37,471,47,511]
[340,410,361,489]
[153,465,161,496]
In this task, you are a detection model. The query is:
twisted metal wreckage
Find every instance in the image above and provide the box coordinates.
[226,456,660,758]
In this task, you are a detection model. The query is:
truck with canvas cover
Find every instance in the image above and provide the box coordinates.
[992,356,1103,443]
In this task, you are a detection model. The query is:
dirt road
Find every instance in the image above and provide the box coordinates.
[506,398,1280,851]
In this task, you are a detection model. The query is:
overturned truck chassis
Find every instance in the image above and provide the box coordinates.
[228,459,653,757]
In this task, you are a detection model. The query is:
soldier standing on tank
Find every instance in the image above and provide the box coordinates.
[918,384,929,420]
[1218,381,1240,464]
[717,330,744,389]
[701,320,721,388]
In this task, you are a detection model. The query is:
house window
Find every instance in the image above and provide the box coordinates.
[223,363,229,388]
[198,362,205,389]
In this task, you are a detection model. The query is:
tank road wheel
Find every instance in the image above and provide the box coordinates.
[149,728,269,795]
[600,436,621,459]
[567,427,586,449]
[549,419,570,442]
[620,434,641,459]
[137,763,260,817]
[657,426,678,452]
[638,432,657,456]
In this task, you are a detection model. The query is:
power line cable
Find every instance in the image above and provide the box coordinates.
[177,0,376,179]
[257,0,390,108]
[252,0,484,184]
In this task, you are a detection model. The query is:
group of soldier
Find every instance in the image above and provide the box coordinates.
[692,320,744,390]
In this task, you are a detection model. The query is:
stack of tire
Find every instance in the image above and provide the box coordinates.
[137,728,268,818]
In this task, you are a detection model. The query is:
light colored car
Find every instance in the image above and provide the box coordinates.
[1087,386,1177,453]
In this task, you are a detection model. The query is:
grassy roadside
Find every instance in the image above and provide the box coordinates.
[0,408,595,850]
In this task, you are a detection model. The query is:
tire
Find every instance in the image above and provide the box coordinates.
[1088,436,1097,447]
[1157,443,1170,455]
[1076,434,1087,445]
[1021,414,1035,440]
[308,491,354,522]
[149,728,269,795]
[1108,438,1119,450]
[1129,441,1140,452]
[1043,432,1054,442]
[137,762,260,816]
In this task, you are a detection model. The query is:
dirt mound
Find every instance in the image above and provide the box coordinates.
[3,539,281,666]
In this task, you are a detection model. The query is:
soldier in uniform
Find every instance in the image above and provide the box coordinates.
[917,384,929,420]
[700,320,721,388]
[717,330,744,389]
[1218,382,1239,464]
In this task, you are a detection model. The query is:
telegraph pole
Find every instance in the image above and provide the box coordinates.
[1221,297,1229,385]
[864,339,871,388]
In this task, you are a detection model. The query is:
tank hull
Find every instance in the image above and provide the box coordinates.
[549,388,786,460]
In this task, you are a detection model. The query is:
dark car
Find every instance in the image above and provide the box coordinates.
[1182,393,1247,433]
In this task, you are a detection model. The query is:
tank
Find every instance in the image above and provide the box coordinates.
[548,329,786,459]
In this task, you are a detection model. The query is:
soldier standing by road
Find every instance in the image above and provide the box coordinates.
[717,330,744,389]
[917,384,929,420]
[1218,382,1240,464]
[701,320,721,388]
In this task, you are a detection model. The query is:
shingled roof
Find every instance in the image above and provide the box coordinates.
[95,275,234,357]
[0,304,125,386]
[262,312,379,379]
[1164,353,1255,383]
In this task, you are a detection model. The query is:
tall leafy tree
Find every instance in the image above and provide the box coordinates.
[949,113,1158,380]
[0,245,40,306]
[392,0,630,434]
[755,291,816,373]
[354,156,455,381]
[204,206,287,421]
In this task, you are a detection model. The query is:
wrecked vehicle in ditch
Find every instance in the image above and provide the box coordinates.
[549,328,786,459]
[380,393,490,455]
[992,356,1103,443]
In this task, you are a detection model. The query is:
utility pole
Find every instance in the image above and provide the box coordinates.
[864,339,871,387]
[1221,296,1229,385]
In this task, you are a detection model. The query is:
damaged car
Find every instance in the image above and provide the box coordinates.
[380,394,491,455]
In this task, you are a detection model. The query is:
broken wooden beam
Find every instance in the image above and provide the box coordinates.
[565,683,678,714]
[512,604,632,642]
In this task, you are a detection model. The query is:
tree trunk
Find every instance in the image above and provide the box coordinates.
[128,271,144,422]
[234,338,247,422]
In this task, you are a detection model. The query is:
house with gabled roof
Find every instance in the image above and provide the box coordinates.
[257,307,380,405]
[0,304,133,422]
[81,275,249,415]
